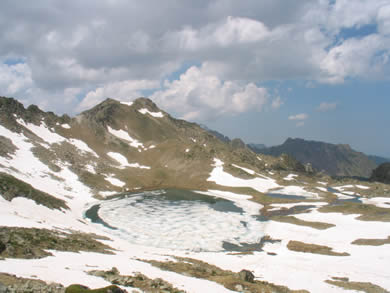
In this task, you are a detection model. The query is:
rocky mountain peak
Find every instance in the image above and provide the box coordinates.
[132,97,161,112]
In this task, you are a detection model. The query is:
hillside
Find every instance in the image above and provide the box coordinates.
[255,138,378,178]
[0,96,390,293]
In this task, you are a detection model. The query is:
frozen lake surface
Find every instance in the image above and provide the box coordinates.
[85,189,265,252]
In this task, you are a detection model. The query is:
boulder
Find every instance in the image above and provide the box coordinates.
[238,270,255,283]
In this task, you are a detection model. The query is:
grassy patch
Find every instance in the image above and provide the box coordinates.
[0,172,68,210]
[326,277,389,293]
[0,227,113,259]
[287,240,349,256]
[351,236,390,246]
[143,257,309,293]
[271,216,335,230]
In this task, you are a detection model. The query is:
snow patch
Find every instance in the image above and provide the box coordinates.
[284,174,298,181]
[268,202,327,211]
[16,118,97,157]
[105,175,126,187]
[231,164,256,175]
[356,185,370,190]
[316,186,328,192]
[107,152,151,169]
[361,197,390,209]
[16,119,65,144]
[107,126,144,149]
[138,108,164,118]
[69,139,99,157]
[120,101,134,106]
[61,124,71,129]
[84,164,96,174]
[208,158,279,193]
[270,186,320,199]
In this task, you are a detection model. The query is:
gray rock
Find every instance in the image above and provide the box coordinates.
[238,270,255,283]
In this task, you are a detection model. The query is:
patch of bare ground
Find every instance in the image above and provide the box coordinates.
[326,277,389,293]
[271,216,335,230]
[0,227,114,259]
[261,204,320,219]
[351,236,390,246]
[142,257,309,293]
[0,272,64,292]
[224,235,281,253]
[287,240,349,256]
[318,202,390,222]
[88,267,184,293]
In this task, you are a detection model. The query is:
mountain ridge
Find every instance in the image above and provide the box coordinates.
[0,96,309,198]
[253,137,378,178]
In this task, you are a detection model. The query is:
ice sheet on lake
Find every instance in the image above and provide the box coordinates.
[97,191,265,252]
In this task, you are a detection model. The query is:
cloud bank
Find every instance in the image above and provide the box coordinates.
[0,0,389,119]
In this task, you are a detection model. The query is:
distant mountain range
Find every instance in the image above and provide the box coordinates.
[252,137,390,178]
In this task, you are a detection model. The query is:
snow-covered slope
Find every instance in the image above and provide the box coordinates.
[0,96,390,293]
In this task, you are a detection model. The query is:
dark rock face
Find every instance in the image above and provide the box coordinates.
[65,284,126,293]
[230,138,247,149]
[0,241,5,254]
[371,163,390,184]
[238,269,255,283]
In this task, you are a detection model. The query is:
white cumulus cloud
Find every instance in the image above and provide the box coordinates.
[77,80,159,111]
[151,65,269,120]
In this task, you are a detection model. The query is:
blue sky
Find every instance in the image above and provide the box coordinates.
[0,0,389,157]
[205,79,390,157]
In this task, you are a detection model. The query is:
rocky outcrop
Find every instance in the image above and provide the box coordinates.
[0,172,68,210]
[65,284,126,293]
[0,227,113,259]
[0,273,64,293]
[88,267,184,293]
[371,163,390,184]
